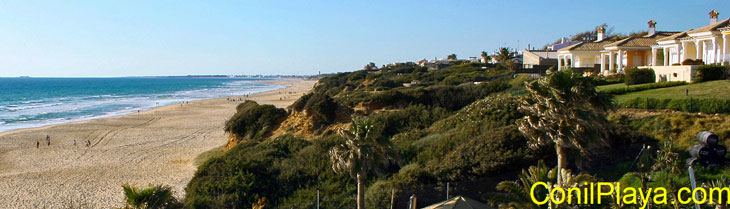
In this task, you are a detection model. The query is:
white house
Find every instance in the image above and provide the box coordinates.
[557,26,615,72]
[647,10,730,82]
[521,50,558,68]
[599,20,678,74]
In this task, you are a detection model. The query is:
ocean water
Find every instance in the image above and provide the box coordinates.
[0,77,286,133]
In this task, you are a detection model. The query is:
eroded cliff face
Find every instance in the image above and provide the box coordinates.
[224,108,350,151]
[224,132,261,151]
[270,109,350,140]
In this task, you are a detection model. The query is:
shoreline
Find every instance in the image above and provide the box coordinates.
[0,79,290,137]
[0,78,317,208]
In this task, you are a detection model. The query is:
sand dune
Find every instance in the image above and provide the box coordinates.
[0,78,316,208]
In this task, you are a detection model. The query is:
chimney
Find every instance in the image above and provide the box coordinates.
[710,9,719,24]
[648,20,656,36]
[561,37,566,44]
[596,26,606,41]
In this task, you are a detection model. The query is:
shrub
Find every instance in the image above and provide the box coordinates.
[625,67,655,85]
[681,59,704,65]
[440,75,463,85]
[225,101,287,140]
[185,135,323,208]
[391,163,436,187]
[426,126,536,181]
[370,105,449,138]
[122,184,183,209]
[365,180,394,209]
[600,81,687,95]
[423,79,510,111]
[185,141,279,208]
[292,93,339,126]
[620,97,730,114]
[694,65,727,83]
[595,73,625,85]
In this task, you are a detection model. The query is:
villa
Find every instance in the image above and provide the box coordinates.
[599,20,679,74]
[647,10,730,82]
[521,49,558,69]
[557,26,614,73]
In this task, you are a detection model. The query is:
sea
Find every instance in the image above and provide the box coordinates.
[0,77,287,133]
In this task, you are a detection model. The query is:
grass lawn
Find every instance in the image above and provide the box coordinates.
[613,80,730,103]
[596,83,629,91]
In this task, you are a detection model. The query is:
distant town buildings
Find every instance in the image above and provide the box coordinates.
[383,10,729,83]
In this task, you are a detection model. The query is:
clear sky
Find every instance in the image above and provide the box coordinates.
[0,0,728,77]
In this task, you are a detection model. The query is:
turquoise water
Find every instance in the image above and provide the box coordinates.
[0,77,285,132]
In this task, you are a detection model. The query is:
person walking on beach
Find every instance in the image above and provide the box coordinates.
[46,135,50,146]
[36,141,39,149]
[74,139,77,146]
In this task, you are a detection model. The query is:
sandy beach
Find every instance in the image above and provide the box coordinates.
[0,78,316,208]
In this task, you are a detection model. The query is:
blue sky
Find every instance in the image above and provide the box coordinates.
[0,0,728,77]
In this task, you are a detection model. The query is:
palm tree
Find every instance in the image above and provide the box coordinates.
[122,184,181,209]
[480,51,488,63]
[329,117,399,209]
[516,69,613,185]
[494,47,515,70]
[493,161,595,209]
[447,54,457,60]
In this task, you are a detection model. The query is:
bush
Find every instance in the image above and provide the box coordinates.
[595,73,625,85]
[122,184,184,209]
[681,59,704,65]
[292,93,339,126]
[370,105,450,138]
[625,67,655,85]
[225,101,287,140]
[694,65,727,83]
[426,126,536,181]
[365,180,394,209]
[600,81,687,95]
[423,79,510,111]
[185,135,324,208]
[620,97,730,114]
[185,141,279,208]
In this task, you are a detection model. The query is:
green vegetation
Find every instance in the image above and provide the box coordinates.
[185,135,329,208]
[329,118,399,209]
[624,67,655,85]
[170,60,730,208]
[492,161,595,209]
[292,93,339,127]
[598,81,687,95]
[224,101,287,141]
[493,47,516,70]
[620,97,730,114]
[517,69,613,185]
[614,80,730,103]
[617,112,730,149]
[447,54,457,60]
[192,146,225,167]
[694,64,728,83]
[594,73,624,85]
[122,184,183,209]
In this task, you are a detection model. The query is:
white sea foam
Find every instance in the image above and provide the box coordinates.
[0,79,286,133]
